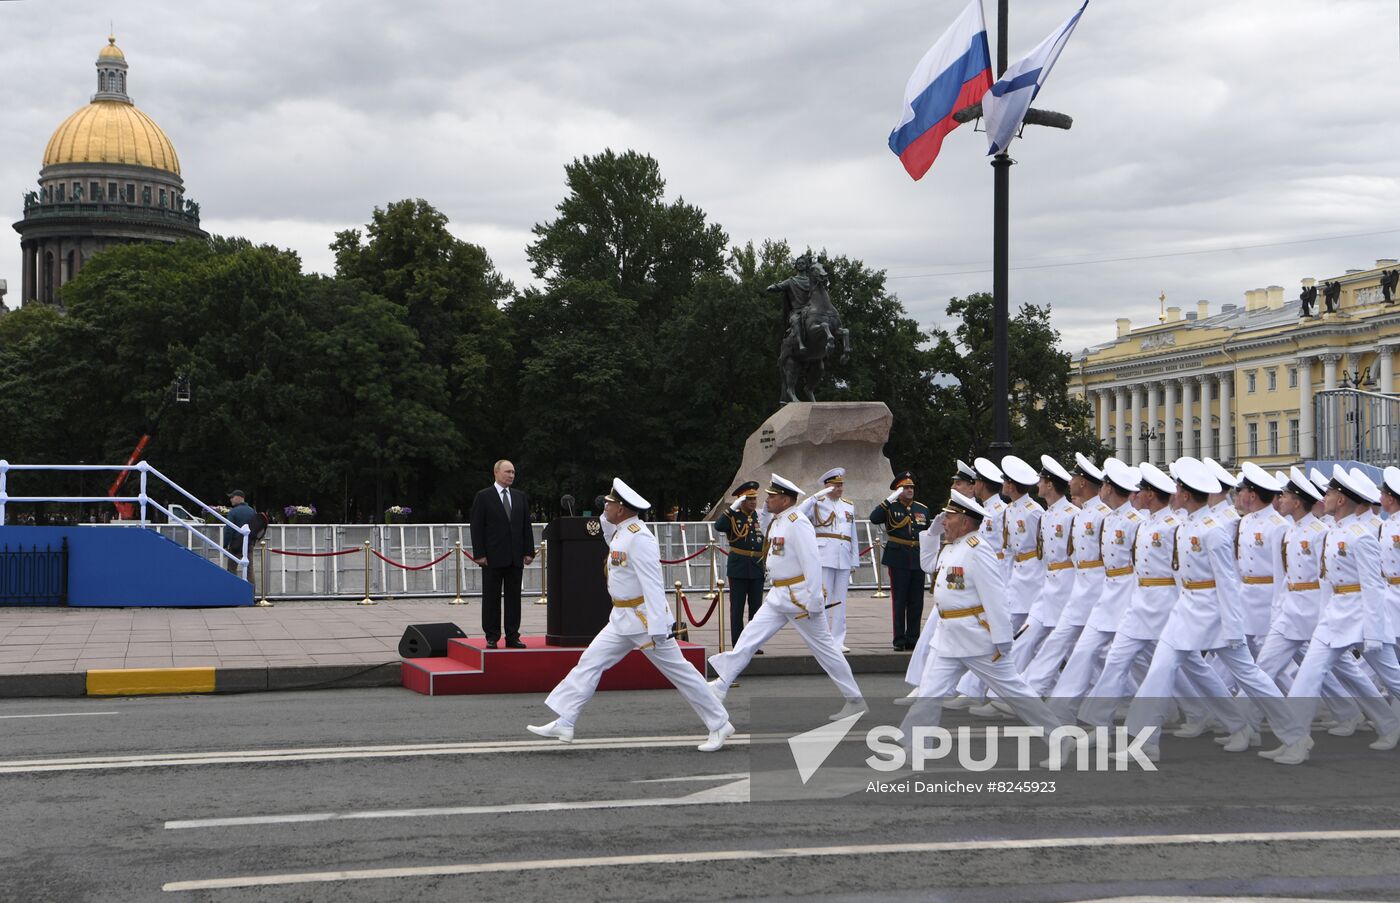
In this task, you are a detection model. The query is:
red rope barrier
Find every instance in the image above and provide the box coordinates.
[681,590,720,627]
[269,547,361,557]
[371,548,456,571]
[859,545,874,557]
[660,546,711,565]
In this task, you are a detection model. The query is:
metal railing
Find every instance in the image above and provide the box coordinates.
[1314,389,1400,468]
[0,539,68,606]
[0,461,251,578]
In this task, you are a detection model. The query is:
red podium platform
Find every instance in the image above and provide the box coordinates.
[401,636,707,696]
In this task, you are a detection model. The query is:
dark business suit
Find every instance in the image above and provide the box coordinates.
[470,484,537,644]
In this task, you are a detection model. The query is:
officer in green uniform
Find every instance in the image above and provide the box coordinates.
[715,481,767,648]
[870,471,932,651]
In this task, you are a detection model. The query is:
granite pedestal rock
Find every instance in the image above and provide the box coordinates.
[711,402,896,518]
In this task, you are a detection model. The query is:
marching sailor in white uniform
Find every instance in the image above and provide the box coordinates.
[529,478,734,751]
[709,474,866,719]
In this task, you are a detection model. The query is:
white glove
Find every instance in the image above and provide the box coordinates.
[814,486,836,500]
[729,497,743,510]
[1227,638,1244,650]
[994,642,1013,659]
[1364,640,1382,655]
[886,489,902,504]
[650,634,669,646]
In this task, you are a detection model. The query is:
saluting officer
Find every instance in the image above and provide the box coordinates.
[715,481,767,648]
[529,478,733,751]
[798,467,860,652]
[871,472,932,651]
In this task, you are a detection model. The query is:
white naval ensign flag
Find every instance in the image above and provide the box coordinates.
[983,1,1087,156]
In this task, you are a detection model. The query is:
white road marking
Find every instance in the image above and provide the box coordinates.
[630,772,748,783]
[165,777,751,829]
[0,734,752,775]
[0,711,120,720]
[162,828,1400,892]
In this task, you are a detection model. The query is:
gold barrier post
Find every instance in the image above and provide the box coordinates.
[358,539,377,605]
[714,543,727,654]
[255,539,273,607]
[703,543,718,602]
[672,580,689,642]
[871,539,888,598]
[535,540,549,605]
[449,541,466,605]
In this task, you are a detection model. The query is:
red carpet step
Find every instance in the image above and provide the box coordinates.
[401,635,707,696]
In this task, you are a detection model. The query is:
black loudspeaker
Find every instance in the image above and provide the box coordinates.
[398,622,467,658]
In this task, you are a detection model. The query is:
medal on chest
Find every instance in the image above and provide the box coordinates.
[1114,529,1126,545]
[1189,536,1202,553]
[1016,519,1026,533]
[770,536,786,557]
[1300,540,1310,553]
[1151,532,1162,548]
[1253,532,1264,547]
[946,566,966,590]
[1337,541,1347,558]
[914,513,927,525]
[610,550,628,567]
[1055,523,1064,538]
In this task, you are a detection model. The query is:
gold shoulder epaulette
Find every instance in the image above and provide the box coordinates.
[967,535,981,547]
[1164,515,1178,525]
[1270,514,1284,525]
[1203,518,1217,527]
[628,523,641,533]
[788,511,799,522]
[1127,511,1139,521]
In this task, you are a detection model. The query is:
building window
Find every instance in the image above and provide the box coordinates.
[1289,367,1298,388]
[107,181,118,201]
[1289,419,1299,453]
[142,186,151,205]
[1247,372,1257,393]
[1194,428,1201,449]
[125,183,135,202]
[159,188,167,208]
[1248,422,1259,456]
[1268,420,1279,455]
[56,183,65,201]
[1267,370,1277,392]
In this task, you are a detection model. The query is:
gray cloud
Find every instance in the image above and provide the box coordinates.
[4,0,1400,354]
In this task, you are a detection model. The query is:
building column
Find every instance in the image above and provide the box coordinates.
[1323,353,1339,391]
[1164,378,1179,462]
[1298,355,1314,461]
[1218,371,1234,462]
[21,241,34,303]
[1199,375,1214,463]
[1180,375,1195,459]
[1380,345,1394,395]
[1114,388,1128,460]
[1130,385,1144,462]
[1096,390,1109,444]
[1144,382,1159,464]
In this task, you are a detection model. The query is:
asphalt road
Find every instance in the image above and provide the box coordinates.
[2,675,1400,903]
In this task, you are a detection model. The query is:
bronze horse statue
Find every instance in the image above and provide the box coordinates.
[769,258,851,403]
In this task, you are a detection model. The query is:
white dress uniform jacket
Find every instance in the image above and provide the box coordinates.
[1312,512,1389,649]
[1158,506,1247,651]
[1060,498,1112,628]
[804,496,860,570]
[1086,500,1142,633]
[978,494,1011,578]
[1273,513,1328,641]
[765,508,824,613]
[1115,506,1180,641]
[1234,507,1288,637]
[1003,493,1045,617]
[1378,513,1400,641]
[1028,496,1078,627]
[928,533,1012,657]
[601,515,674,637]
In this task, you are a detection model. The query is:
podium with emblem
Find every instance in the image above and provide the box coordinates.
[542,517,612,645]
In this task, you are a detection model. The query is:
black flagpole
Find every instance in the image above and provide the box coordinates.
[990,0,1012,456]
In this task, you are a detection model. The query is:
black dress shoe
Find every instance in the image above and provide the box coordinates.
[893,640,908,652]
[505,639,527,649]
[755,649,765,655]
[485,640,498,649]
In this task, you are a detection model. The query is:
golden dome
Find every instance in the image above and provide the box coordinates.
[43,100,180,175]
[98,36,125,61]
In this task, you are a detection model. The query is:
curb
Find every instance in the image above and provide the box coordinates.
[0,654,910,699]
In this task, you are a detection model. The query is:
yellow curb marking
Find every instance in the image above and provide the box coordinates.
[86,667,216,696]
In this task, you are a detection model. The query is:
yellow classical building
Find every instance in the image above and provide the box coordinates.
[1073,259,1400,470]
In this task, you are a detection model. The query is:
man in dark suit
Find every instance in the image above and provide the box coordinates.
[470,460,537,648]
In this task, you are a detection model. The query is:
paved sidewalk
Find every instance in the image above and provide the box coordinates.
[0,589,914,697]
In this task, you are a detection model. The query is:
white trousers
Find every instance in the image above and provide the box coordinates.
[710,598,863,701]
[822,566,851,649]
[1124,645,1250,746]
[1256,631,1361,721]
[953,612,1029,700]
[900,651,1063,742]
[1362,643,1400,698]
[546,623,728,732]
[1077,635,1155,727]
[1024,621,1086,697]
[1284,642,1400,741]
[1046,627,1115,722]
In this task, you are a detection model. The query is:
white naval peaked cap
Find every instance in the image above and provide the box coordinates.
[1288,465,1323,503]
[1203,457,1238,489]
[1072,452,1104,482]
[1329,466,1372,505]
[1000,455,1038,487]
[607,477,650,511]
[1273,470,1289,488]
[1238,461,1282,494]
[1138,461,1176,495]
[766,473,804,497]
[1040,454,1072,483]
[954,458,977,480]
[1309,466,1331,493]
[942,489,987,519]
[973,456,1004,484]
[1103,458,1141,493]
[1348,467,1381,505]
[1385,465,1400,499]
[1170,456,1200,482]
[819,467,846,485]
[1174,457,1222,496]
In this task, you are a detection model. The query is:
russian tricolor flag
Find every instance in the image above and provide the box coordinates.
[887,0,993,181]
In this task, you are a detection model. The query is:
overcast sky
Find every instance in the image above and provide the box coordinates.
[5,0,1400,353]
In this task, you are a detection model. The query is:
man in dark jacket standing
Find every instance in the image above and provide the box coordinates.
[222,490,256,579]
[870,472,931,651]
[470,460,536,648]
[714,481,766,648]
